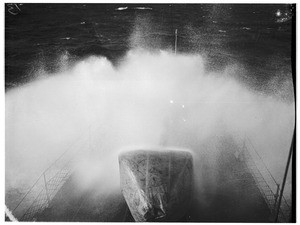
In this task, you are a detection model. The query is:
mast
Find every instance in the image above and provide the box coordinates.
[174,29,178,54]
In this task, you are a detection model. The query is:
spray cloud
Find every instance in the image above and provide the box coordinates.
[5,47,294,212]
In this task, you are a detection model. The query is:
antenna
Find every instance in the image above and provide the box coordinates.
[174,29,178,54]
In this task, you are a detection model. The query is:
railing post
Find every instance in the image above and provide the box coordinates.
[43,172,51,205]
[271,183,280,221]
[273,183,280,210]
[174,29,178,54]
[275,132,294,222]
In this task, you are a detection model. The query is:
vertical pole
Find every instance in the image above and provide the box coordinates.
[174,29,178,54]
[168,153,172,199]
[275,132,294,222]
[273,183,280,212]
[43,172,51,205]
[145,151,150,200]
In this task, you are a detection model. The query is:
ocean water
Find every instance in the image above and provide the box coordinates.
[5,3,295,221]
[6,4,294,96]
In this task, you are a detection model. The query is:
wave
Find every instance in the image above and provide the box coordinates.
[134,7,152,10]
[115,6,128,11]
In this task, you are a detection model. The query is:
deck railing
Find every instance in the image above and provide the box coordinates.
[11,132,90,221]
[10,134,292,222]
[241,137,291,222]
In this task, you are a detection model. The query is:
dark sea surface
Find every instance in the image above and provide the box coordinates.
[5,3,295,222]
[5,4,294,99]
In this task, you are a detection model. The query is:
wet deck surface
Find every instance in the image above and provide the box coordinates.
[37,140,271,222]
[190,149,271,222]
